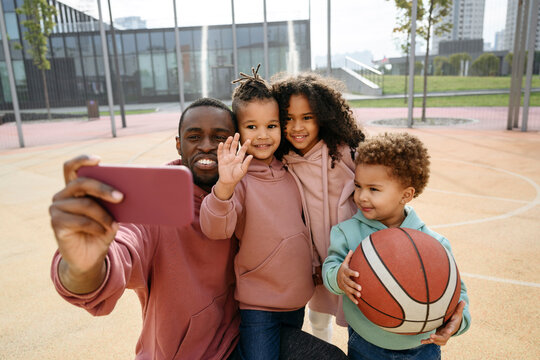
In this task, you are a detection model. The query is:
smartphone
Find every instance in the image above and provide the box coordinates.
[77,164,193,228]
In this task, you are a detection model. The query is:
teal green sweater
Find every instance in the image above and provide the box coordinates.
[322,206,471,350]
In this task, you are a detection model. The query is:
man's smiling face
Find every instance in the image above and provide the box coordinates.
[176,106,235,192]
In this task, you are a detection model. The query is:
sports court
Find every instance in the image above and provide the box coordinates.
[0,110,538,359]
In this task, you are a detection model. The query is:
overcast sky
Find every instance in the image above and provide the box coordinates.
[62,0,507,63]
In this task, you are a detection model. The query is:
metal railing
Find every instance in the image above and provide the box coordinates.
[344,56,384,92]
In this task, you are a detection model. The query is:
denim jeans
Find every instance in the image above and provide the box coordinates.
[238,307,305,360]
[348,326,441,360]
[228,326,348,360]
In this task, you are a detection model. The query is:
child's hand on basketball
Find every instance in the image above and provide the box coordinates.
[421,300,465,346]
[337,250,361,304]
[214,133,253,200]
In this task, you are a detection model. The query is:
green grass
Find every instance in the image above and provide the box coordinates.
[381,75,540,95]
[349,92,540,108]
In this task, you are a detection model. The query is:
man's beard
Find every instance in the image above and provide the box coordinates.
[192,172,219,191]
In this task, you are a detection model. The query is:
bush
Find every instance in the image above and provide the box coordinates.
[434,56,453,75]
[470,53,500,76]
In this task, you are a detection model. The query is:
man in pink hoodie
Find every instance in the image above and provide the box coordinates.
[49,98,347,360]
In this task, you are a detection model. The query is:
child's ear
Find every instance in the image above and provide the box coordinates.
[400,187,415,204]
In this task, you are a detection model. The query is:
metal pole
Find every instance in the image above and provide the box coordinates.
[508,0,524,130]
[231,0,238,77]
[309,0,312,70]
[107,0,126,128]
[513,0,530,128]
[0,0,23,147]
[97,0,116,137]
[326,0,331,76]
[522,0,539,132]
[263,0,269,79]
[407,0,418,128]
[173,0,185,111]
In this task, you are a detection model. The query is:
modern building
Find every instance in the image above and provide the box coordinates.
[0,0,311,109]
[432,0,486,55]
[114,16,147,30]
[494,29,506,51]
[502,0,540,51]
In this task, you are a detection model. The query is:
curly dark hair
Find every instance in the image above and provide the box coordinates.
[271,72,365,167]
[355,132,430,197]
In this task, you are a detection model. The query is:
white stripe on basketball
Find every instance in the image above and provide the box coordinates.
[361,234,459,333]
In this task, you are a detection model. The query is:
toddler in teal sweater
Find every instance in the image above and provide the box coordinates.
[323,132,470,360]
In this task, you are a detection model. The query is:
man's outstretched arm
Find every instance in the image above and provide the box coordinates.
[49,155,123,294]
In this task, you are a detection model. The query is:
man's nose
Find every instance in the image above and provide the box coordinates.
[198,136,216,152]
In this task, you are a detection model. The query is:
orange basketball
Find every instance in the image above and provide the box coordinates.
[349,227,461,334]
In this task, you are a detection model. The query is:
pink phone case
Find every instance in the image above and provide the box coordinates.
[78,164,193,228]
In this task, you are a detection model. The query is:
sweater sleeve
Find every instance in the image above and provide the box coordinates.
[200,184,245,240]
[50,224,157,316]
[322,224,349,295]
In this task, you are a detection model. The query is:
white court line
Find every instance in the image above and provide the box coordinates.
[430,159,540,229]
[461,272,540,288]
[427,188,530,204]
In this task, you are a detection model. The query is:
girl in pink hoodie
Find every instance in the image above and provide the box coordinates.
[200,66,314,360]
[272,73,365,342]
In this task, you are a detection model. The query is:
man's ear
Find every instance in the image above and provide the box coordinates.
[175,136,181,156]
[401,186,415,204]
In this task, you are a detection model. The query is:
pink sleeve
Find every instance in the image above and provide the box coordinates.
[50,224,157,316]
[200,185,245,240]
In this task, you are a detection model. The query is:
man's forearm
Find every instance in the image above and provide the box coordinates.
[58,258,107,295]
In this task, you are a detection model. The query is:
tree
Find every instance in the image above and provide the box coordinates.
[389,0,426,102]
[419,0,452,121]
[389,0,452,122]
[433,56,451,75]
[449,52,471,76]
[471,53,500,76]
[16,0,57,120]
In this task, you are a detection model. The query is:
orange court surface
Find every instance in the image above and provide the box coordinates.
[1,111,539,359]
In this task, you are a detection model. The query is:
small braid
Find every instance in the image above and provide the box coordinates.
[231,64,263,84]
[231,64,273,113]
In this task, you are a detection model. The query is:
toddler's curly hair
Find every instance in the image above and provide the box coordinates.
[271,72,365,167]
[355,132,430,197]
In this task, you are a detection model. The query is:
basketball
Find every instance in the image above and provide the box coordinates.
[349,227,461,334]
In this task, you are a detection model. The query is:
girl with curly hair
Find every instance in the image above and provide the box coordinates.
[272,72,365,342]
[200,65,316,360]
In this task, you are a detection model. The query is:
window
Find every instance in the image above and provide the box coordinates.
[122,33,136,54]
[137,32,150,53]
[5,12,19,40]
[150,32,165,52]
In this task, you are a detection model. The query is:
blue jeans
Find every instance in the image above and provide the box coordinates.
[348,326,441,360]
[238,307,305,360]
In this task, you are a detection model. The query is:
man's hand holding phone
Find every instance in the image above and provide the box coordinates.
[49,155,194,294]
[50,155,123,294]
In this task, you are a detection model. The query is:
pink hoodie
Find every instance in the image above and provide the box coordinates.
[200,157,315,312]
[283,140,357,326]
[51,159,239,360]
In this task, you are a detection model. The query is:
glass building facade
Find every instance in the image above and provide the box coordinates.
[0,0,311,109]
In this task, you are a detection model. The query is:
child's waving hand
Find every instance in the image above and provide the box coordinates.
[214,133,253,200]
[337,250,362,305]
